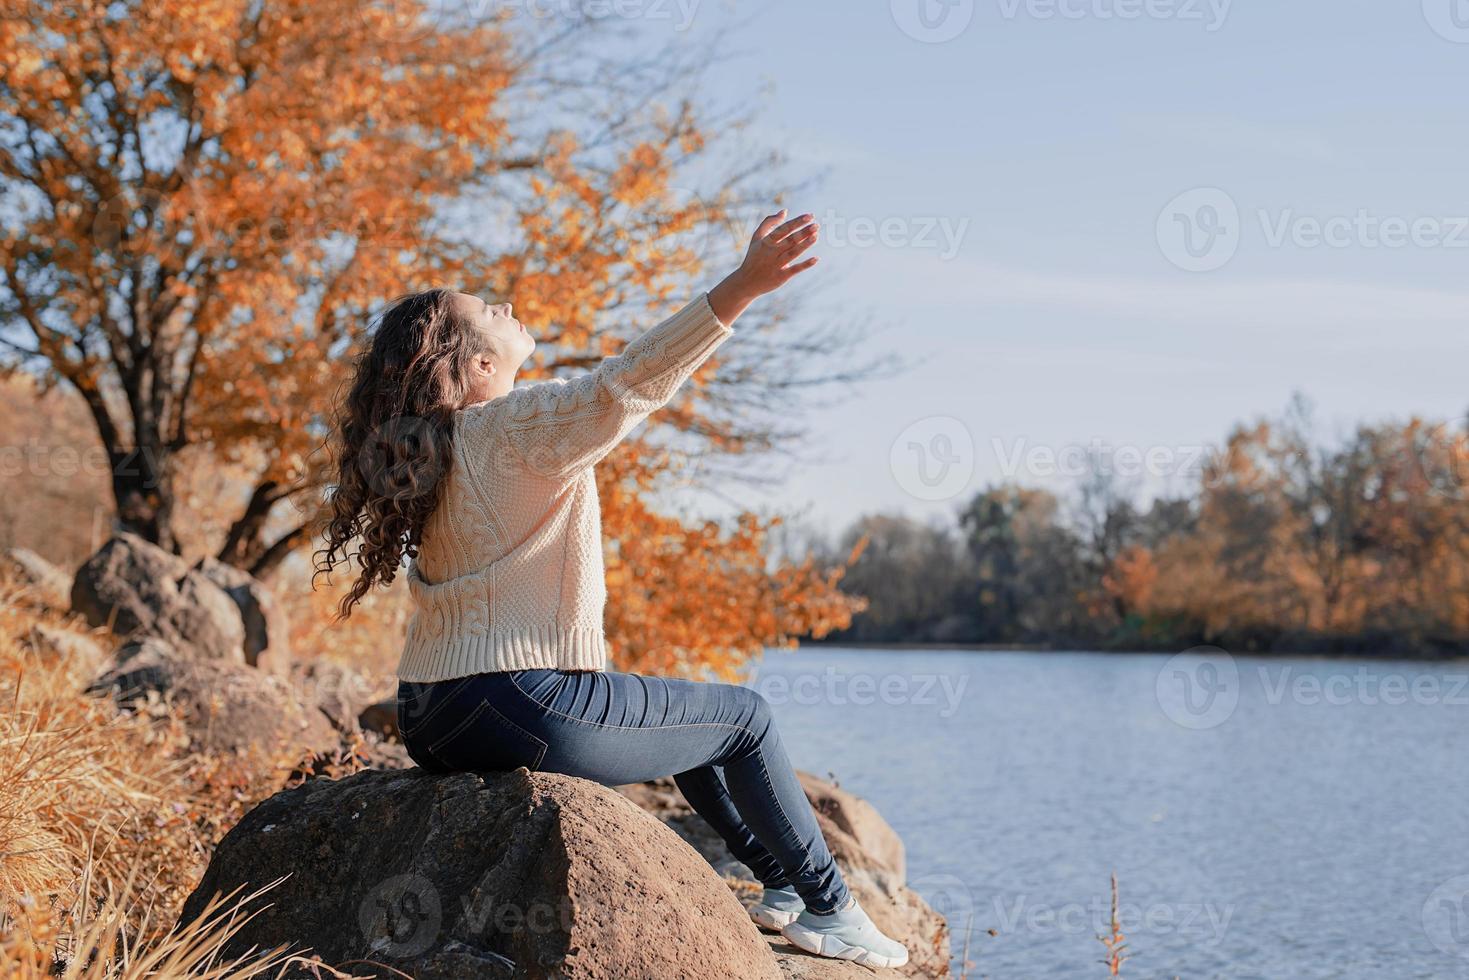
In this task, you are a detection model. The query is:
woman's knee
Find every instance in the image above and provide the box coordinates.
[723,683,775,739]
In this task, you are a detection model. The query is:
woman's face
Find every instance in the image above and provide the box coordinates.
[453,292,534,405]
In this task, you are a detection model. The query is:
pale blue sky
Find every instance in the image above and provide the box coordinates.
[618,0,1469,535]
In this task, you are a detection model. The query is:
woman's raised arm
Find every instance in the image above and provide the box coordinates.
[707,210,821,324]
[495,210,821,480]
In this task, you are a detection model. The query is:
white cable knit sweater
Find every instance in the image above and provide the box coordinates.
[395,293,733,681]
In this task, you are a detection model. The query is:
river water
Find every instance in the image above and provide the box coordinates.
[744,646,1469,979]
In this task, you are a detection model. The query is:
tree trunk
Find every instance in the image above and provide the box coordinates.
[217,480,281,570]
[249,524,310,583]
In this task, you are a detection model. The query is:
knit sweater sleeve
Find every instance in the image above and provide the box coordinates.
[494,293,733,480]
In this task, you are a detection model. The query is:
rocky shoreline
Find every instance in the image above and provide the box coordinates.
[7,535,952,978]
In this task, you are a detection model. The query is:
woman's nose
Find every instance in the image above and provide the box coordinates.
[496,302,512,318]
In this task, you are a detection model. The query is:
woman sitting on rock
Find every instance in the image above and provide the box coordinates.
[316,210,908,969]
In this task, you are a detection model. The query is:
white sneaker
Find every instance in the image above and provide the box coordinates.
[781,896,910,969]
[749,885,804,930]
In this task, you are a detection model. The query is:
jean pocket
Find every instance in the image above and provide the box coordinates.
[426,698,549,773]
[397,677,470,738]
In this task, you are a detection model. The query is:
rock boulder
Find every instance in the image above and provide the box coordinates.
[620,772,950,979]
[358,698,400,739]
[177,767,782,980]
[293,660,387,734]
[71,534,244,662]
[5,547,73,609]
[22,622,109,672]
[192,556,292,672]
[87,638,338,757]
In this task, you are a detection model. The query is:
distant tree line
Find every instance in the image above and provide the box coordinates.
[816,400,1469,657]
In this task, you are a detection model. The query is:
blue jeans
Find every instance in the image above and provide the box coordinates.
[396,667,851,913]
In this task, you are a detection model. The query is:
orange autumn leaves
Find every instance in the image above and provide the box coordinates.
[598,451,862,680]
[4,0,511,495]
[2,0,860,673]
[1121,416,1469,647]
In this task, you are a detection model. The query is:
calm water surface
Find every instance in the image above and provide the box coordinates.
[745,647,1469,979]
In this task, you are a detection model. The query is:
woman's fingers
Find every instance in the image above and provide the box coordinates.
[753,209,788,240]
[731,207,820,296]
[780,256,819,280]
[780,226,819,256]
[769,213,816,244]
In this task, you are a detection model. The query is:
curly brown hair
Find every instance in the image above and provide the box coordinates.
[314,288,487,620]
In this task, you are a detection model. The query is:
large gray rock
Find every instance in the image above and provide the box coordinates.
[620,772,950,979]
[358,698,400,740]
[293,660,387,734]
[23,622,109,671]
[87,638,338,757]
[70,534,245,662]
[177,768,782,980]
[192,556,292,673]
[5,546,73,609]
[324,706,947,976]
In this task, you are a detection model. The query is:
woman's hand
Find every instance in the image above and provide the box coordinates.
[706,209,820,326]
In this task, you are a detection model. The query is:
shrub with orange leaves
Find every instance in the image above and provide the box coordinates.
[599,456,864,679]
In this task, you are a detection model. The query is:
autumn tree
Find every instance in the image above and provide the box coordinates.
[958,485,1095,642]
[821,400,1467,654]
[829,513,972,643]
[0,0,864,670]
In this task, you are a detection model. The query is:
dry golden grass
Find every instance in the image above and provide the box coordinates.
[1,862,306,979]
[0,576,362,976]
